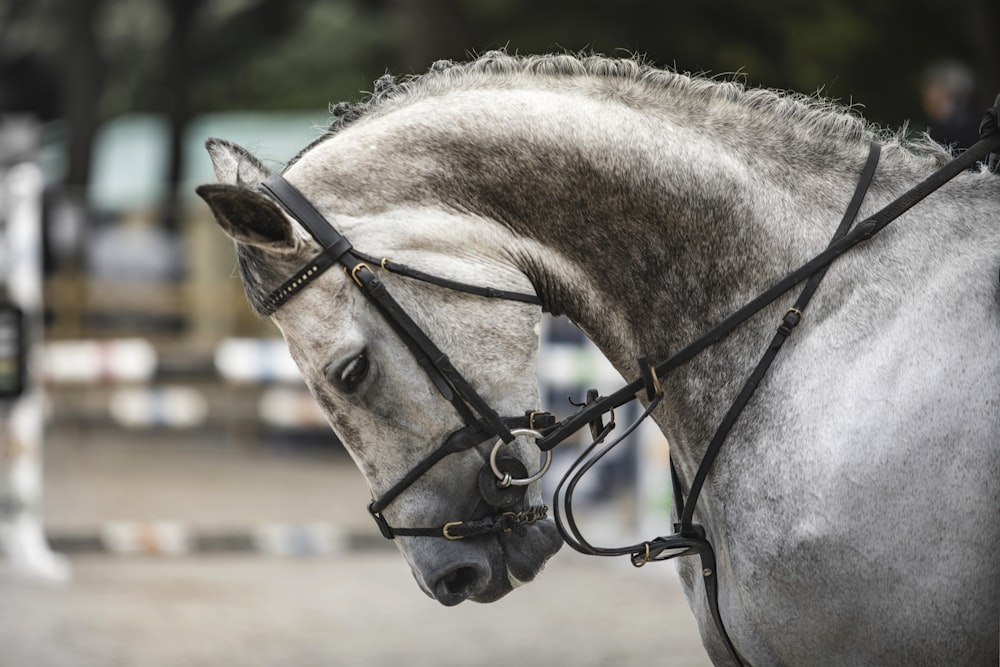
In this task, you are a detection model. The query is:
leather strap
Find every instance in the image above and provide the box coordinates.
[375,505,549,540]
[257,180,540,314]
[367,411,553,517]
[261,175,515,442]
[258,179,356,315]
[978,91,999,172]
[262,237,353,315]
[354,251,541,305]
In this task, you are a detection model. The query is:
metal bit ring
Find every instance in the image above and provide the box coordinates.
[490,428,552,487]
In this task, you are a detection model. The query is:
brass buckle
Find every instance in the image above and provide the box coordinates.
[350,262,374,287]
[649,372,662,398]
[632,542,651,568]
[380,257,392,271]
[528,410,544,431]
[442,521,464,540]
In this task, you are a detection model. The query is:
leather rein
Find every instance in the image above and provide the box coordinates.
[259,111,999,665]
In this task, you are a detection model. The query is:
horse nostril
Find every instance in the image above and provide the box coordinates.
[433,566,481,606]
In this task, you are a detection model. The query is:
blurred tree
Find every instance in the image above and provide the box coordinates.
[1,0,997,239]
[61,0,105,204]
[445,0,998,130]
[161,0,200,234]
[0,0,62,121]
[156,0,321,234]
[393,0,467,72]
[965,0,1000,111]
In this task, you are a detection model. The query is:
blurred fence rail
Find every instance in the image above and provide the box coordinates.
[43,273,266,343]
[39,333,329,448]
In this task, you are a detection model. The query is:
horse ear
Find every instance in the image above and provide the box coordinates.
[204,138,270,187]
[196,183,296,251]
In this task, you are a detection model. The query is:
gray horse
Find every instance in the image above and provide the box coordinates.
[197,53,1000,665]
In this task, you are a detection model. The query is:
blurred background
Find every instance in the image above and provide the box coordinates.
[0,1,997,665]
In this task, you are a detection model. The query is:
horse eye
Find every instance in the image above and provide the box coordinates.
[336,353,369,393]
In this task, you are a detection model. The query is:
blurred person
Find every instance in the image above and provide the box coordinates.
[920,60,981,150]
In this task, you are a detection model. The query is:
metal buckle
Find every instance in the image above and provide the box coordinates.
[350,262,374,287]
[784,307,803,323]
[528,410,544,431]
[632,542,651,568]
[442,521,465,540]
[637,355,663,401]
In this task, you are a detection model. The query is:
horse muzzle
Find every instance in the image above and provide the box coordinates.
[413,514,563,606]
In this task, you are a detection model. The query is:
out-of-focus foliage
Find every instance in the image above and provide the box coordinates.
[1,0,997,203]
[4,0,998,121]
[445,0,997,128]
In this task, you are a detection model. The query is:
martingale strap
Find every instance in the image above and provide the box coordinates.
[679,140,881,534]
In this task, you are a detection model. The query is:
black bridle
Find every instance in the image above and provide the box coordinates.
[259,175,557,541]
[259,107,999,665]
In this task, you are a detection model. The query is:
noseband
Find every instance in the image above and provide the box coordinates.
[259,176,555,541]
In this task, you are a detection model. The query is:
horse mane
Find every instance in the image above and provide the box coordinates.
[244,52,951,316]
[289,51,951,169]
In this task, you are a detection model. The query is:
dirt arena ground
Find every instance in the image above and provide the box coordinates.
[0,429,711,667]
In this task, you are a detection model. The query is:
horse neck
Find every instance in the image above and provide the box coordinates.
[467,105,877,442]
[302,83,882,451]
[476,105,892,460]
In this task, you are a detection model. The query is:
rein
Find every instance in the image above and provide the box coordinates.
[258,106,1000,664]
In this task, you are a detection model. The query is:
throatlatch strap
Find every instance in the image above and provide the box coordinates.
[353,251,541,305]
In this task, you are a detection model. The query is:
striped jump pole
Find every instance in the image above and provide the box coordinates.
[0,119,70,580]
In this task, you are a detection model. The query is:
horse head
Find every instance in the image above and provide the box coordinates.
[197,138,562,605]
